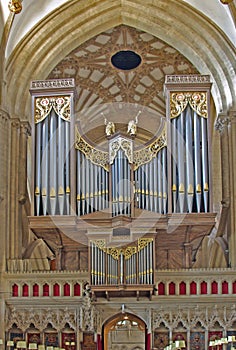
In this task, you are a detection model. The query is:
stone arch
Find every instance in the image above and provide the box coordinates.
[4,0,235,120]
[102,312,147,350]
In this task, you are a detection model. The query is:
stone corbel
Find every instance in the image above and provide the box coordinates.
[214,112,230,134]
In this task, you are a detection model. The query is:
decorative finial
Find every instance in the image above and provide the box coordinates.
[8,0,22,14]
[103,113,115,136]
[127,110,141,136]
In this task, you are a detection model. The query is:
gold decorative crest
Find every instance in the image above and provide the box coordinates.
[133,128,167,170]
[34,96,71,123]
[138,238,153,251]
[75,129,109,171]
[170,92,208,119]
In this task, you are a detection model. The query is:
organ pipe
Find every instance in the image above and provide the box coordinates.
[41,116,49,215]
[185,106,194,213]
[201,116,209,212]
[49,110,57,215]
[177,112,185,213]
[58,115,65,215]
[65,121,70,214]
[171,117,177,213]
[193,111,202,212]
[35,122,42,216]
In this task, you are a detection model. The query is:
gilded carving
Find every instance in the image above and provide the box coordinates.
[138,238,153,251]
[75,130,109,171]
[34,96,71,123]
[170,92,208,119]
[133,129,167,170]
[109,137,133,164]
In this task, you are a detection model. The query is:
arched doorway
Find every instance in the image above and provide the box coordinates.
[103,312,147,350]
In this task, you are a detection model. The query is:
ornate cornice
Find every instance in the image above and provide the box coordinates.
[165,75,211,84]
[30,79,75,90]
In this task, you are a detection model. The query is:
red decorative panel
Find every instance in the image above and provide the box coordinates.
[158,282,165,295]
[43,284,49,296]
[211,281,218,294]
[33,284,39,297]
[200,281,207,294]
[222,281,228,294]
[12,284,18,297]
[53,283,60,296]
[74,283,81,296]
[22,284,29,297]
[169,282,176,295]
[190,281,197,295]
[179,281,186,295]
[64,283,70,296]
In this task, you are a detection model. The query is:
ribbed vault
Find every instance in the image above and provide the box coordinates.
[5,0,236,120]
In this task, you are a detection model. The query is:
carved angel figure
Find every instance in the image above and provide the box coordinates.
[127,110,141,136]
[103,114,115,136]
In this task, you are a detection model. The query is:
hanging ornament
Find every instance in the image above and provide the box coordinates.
[8,0,22,14]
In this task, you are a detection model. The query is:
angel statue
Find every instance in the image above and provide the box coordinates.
[102,113,115,136]
[127,110,141,136]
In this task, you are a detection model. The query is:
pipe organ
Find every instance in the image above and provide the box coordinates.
[90,238,154,286]
[31,76,212,218]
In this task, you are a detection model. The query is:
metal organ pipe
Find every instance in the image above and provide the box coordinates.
[185,106,194,213]
[201,116,209,212]
[177,112,185,213]
[41,116,49,215]
[49,110,57,215]
[35,122,42,216]
[58,116,65,215]
[65,121,70,214]
[194,111,202,212]
[171,117,177,213]
[162,147,167,214]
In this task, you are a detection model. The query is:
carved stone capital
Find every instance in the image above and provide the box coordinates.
[10,117,20,129]
[0,109,10,124]
[214,113,230,134]
[20,121,31,136]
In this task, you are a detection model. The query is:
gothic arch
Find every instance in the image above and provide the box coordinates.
[102,312,147,350]
[4,0,235,120]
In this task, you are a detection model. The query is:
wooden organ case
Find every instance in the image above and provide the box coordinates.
[28,75,216,297]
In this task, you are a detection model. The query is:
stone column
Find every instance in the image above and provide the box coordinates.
[228,109,236,267]
[0,109,9,343]
[215,113,231,265]
[9,118,21,260]
[0,109,10,271]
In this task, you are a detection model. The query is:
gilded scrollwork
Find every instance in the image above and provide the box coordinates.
[109,137,133,164]
[124,246,137,260]
[170,92,208,119]
[133,128,167,170]
[34,96,71,123]
[75,129,109,171]
[93,239,106,251]
[107,247,122,260]
[138,238,153,251]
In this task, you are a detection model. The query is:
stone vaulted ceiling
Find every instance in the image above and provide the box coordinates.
[47,25,198,146]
